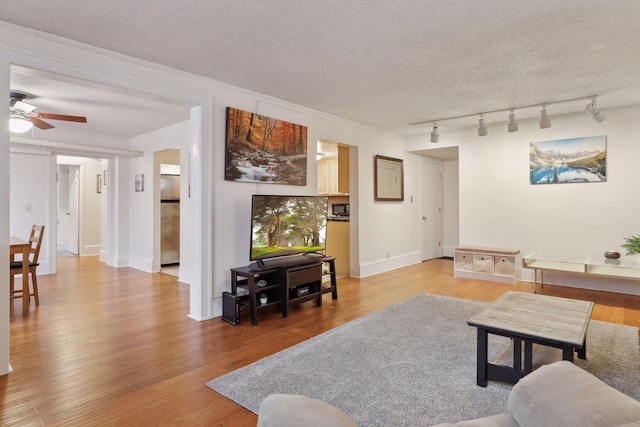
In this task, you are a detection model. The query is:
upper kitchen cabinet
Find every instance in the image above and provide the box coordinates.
[318,143,349,195]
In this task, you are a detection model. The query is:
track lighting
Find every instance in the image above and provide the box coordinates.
[507,110,518,133]
[539,105,551,129]
[477,115,488,137]
[430,123,439,143]
[409,95,604,139]
[585,97,607,123]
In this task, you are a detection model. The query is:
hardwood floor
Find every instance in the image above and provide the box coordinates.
[3,256,639,426]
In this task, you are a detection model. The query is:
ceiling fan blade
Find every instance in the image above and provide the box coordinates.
[13,100,38,113]
[30,116,55,130]
[38,112,87,123]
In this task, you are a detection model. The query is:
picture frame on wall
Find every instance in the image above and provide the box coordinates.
[224,107,308,186]
[135,174,144,192]
[529,135,607,184]
[374,155,404,201]
[97,174,102,193]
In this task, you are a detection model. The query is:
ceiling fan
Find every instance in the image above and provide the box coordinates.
[9,91,87,133]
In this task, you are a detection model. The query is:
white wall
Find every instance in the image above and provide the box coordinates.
[442,160,459,257]
[129,121,190,278]
[9,153,52,272]
[408,106,640,294]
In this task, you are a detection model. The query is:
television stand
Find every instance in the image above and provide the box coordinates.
[227,256,337,325]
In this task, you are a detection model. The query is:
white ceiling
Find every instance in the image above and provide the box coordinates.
[3,1,640,139]
[10,65,191,139]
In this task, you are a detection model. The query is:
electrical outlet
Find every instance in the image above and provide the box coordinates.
[25,204,32,213]
[386,252,390,259]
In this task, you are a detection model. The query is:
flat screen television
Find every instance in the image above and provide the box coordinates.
[250,194,328,264]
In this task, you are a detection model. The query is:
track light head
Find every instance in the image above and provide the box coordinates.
[477,115,488,137]
[430,123,439,143]
[507,110,519,133]
[539,106,551,129]
[585,98,607,123]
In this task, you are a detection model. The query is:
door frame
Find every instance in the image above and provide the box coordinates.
[420,156,443,261]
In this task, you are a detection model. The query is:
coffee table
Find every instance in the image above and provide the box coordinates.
[467,291,594,387]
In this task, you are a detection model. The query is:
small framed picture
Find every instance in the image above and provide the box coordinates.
[374,155,404,201]
[135,174,144,192]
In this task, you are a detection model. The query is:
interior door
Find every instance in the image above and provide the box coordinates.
[67,166,80,255]
[420,158,443,261]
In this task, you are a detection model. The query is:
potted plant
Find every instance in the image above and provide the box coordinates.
[259,292,268,305]
[621,235,640,261]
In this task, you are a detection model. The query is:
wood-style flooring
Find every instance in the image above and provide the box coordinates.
[3,256,639,426]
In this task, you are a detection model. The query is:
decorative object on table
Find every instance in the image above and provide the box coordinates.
[621,235,640,257]
[604,250,621,259]
[134,174,144,192]
[259,293,267,305]
[224,107,308,185]
[529,136,606,185]
[374,155,404,201]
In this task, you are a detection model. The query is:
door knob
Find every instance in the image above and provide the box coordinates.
[422,216,427,221]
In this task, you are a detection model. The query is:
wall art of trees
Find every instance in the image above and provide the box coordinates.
[225,107,308,185]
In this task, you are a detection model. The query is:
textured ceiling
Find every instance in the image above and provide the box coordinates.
[2,0,640,137]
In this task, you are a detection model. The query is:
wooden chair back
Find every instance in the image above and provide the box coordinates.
[26,225,45,265]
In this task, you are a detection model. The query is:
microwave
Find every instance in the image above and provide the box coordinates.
[332,203,350,217]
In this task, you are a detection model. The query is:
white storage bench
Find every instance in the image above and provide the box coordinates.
[454,246,521,285]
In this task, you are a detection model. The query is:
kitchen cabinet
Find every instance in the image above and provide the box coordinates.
[318,146,349,195]
[326,219,350,276]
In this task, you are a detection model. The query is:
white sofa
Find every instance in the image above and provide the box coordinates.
[257,361,640,427]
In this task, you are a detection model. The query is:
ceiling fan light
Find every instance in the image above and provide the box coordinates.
[430,123,439,143]
[507,111,519,133]
[477,116,488,137]
[539,106,551,129]
[9,115,33,133]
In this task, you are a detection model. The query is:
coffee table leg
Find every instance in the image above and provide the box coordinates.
[577,338,587,359]
[524,340,533,373]
[562,346,574,362]
[513,338,522,372]
[476,328,488,387]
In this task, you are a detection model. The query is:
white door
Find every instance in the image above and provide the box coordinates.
[420,158,443,261]
[68,166,80,255]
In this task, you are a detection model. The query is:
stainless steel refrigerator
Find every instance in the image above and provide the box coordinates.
[160,174,180,266]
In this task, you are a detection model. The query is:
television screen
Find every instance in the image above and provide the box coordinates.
[251,195,328,261]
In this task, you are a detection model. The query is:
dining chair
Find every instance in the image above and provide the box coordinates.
[10,225,45,306]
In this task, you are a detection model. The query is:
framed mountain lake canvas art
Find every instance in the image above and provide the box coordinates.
[529,136,606,184]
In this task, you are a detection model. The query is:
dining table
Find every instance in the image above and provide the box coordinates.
[10,236,31,312]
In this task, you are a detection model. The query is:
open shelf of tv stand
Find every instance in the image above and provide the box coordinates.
[229,256,337,325]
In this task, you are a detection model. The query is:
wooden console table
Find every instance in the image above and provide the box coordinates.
[522,252,640,293]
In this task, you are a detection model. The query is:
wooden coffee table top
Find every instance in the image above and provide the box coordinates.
[467,291,594,348]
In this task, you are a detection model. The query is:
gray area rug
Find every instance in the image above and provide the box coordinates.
[208,293,640,426]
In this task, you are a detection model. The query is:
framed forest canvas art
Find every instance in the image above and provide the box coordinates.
[225,107,308,185]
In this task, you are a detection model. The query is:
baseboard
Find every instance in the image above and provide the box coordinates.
[359,251,422,278]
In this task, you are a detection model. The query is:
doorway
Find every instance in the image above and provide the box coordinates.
[420,157,443,261]
[57,164,79,257]
[56,155,106,262]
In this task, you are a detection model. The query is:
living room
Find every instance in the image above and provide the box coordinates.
[2,3,640,424]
